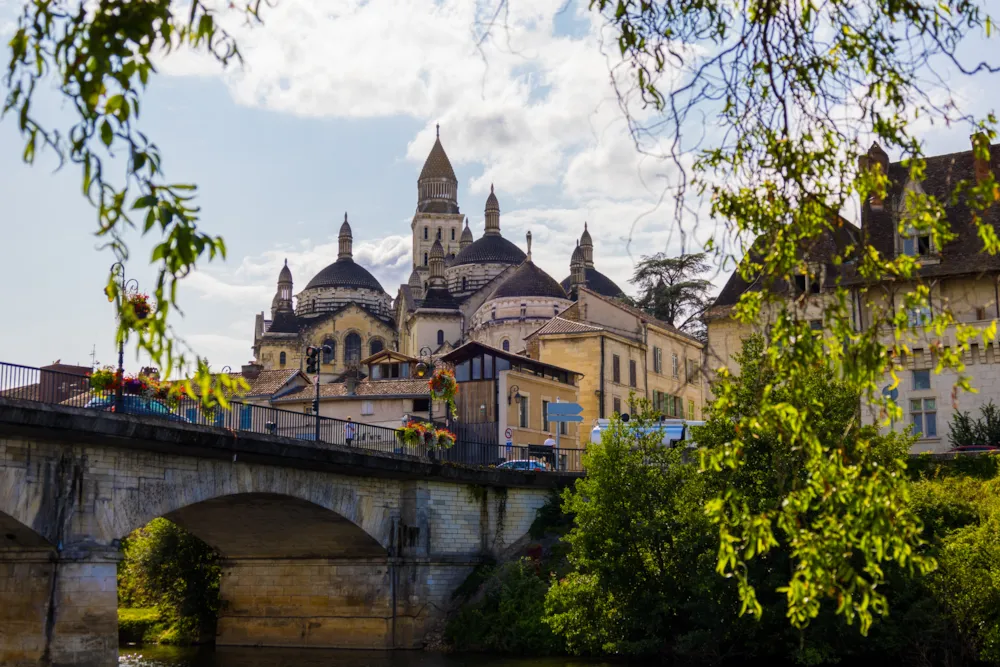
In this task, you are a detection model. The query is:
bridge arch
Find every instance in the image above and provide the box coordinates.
[103,463,395,553]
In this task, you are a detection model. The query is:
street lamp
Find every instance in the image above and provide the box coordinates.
[414,346,434,423]
[108,262,139,414]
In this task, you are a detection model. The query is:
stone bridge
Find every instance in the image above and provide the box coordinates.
[0,399,577,667]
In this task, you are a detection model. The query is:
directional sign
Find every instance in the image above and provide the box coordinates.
[881,385,899,402]
[546,402,583,416]
[547,414,583,423]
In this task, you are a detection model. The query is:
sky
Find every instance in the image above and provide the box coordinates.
[0,0,997,373]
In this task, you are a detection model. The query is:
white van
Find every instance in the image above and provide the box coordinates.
[590,418,705,448]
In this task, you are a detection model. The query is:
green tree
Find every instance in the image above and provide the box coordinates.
[948,400,1000,449]
[629,252,712,339]
[545,404,717,656]
[586,0,1000,633]
[118,518,221,642]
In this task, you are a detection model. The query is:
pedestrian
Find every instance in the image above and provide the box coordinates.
[543,433,556,447]
[345,417,356,446]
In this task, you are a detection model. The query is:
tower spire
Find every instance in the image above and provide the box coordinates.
[338,213,353,261]
[484,185,501,236]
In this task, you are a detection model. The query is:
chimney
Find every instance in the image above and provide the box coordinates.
[241,362,263,380]
[865,142,889,212]
[972,133,992,184]
[346,375,358,396]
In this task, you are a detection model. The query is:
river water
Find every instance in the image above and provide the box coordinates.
[119,646,617,667]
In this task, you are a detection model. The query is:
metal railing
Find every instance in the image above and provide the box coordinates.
[0,361,586,472]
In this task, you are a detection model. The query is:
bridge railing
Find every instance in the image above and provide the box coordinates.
[0,361,586,471]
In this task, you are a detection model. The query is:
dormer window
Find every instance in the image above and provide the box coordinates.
[898,178,935,258]
[792,270,821,295]
[901,230,932,257]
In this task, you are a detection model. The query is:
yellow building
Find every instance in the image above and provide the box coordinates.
[525,286,706,427]
[705,138,1000,453]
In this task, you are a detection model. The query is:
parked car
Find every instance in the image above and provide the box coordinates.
[947,445,999,454]
[84,395,191,422]
[497,459,548,471]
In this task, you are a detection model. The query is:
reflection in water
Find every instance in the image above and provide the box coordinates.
[119,646,616,667]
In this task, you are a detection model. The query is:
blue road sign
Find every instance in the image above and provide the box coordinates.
[547,414,583,423]
[546,402,583,416]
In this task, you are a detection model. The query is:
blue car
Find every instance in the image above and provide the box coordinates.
[85,395,191,422]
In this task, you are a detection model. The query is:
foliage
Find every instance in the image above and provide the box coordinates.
[446,559,563,655]
[88,366,118,391]
[628,251,712,339]
[587,0,1000,634]
[949,400,1000,448]
[118,518,221,643]
[528,489,573,540]
[118,607,164,645]
[428,368,459,419]
[545,403,715,656]
[3,0,266,401]
[697,335,930,633]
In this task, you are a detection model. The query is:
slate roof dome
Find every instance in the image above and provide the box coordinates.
[580,223,593,247]
[560,268,625,298]
[305,260,386,293]
[452,235,527,267]
[492,261,567,300]
[460,222,474,244]
[570,243,584,264]
[485,185,500,212]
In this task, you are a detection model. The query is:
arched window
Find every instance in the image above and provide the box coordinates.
[462,277,467,291]
[423,226,428,240]
[423,253,428,266]
[279,351,287,366]
[345,333,362,363]
[437,329,445,346]
[369,339,384,356]
[502,340,510,352]
[451,228,455,241]
[322,338,336,364]
[437,227,442,240]
[520,303,527,318]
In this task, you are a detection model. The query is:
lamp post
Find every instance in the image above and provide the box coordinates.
[414,346,434,424]
[109,262,139,414]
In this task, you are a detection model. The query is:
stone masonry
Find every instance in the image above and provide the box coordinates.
[0,399,571,666]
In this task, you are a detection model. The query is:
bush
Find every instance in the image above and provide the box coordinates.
[948,400,1000,448]
[118,607,164,644]
[445,559,563,655]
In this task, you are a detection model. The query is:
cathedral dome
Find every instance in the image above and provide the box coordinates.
[305,259,386,293]
[452,235,527,267]
[560,268,625,298]
[491,261,567,300]
[278,259,292,282]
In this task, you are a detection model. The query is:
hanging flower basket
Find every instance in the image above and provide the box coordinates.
[88,366,119,392]
[428,368,459,419]
[398,421,434,447]
[433,428,456,449]
[128,293,152,321]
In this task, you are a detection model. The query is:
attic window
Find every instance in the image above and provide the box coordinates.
[793,273,821,295]
[901,232,932,257]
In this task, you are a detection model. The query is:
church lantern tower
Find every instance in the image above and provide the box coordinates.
[412,125,465,274]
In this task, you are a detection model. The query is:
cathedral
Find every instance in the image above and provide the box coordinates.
[251,128,625,379]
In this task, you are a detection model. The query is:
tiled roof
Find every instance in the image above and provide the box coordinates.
[581,287,702,344]
[850,142,1000,281]
[0,383,40,400]
[420,286,460,310]
[275,378,430,401]
[227,369,304,396]
[706,220,860,316]
[560,267,625,298]
[452,235,527,267]
[267,309,300,333]
[530,317,605,337]
[491,261,567,300]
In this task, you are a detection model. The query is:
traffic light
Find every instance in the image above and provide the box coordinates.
[312,398,320,414]
[305,346,319,374]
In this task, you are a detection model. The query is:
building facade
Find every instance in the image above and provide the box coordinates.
[525,287,706,427]
[705,138,1000,453]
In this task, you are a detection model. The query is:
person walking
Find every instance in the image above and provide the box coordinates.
[542,433,557,470]
[543,433,556,447]
[345,417,356,446]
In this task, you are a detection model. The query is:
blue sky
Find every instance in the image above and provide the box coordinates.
[0,0,996,372]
